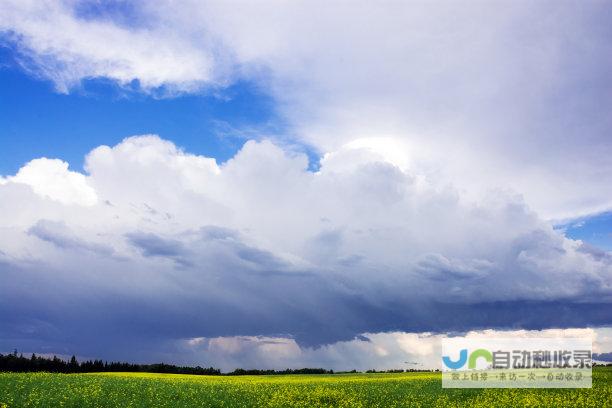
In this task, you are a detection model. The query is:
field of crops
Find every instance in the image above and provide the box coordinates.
[0,367,610,407]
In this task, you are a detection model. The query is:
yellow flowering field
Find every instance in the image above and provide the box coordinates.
[0,367,610,407]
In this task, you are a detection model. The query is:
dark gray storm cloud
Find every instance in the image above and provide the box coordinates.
[28,220,114,256]
[1,220,611,362]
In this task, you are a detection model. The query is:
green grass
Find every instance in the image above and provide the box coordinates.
[0,367,610,407]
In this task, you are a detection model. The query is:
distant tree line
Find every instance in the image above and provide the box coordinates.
[12,349,594,375]
[0,350,336,375]
[0,350,220,375]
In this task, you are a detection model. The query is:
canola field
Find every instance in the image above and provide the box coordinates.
[0,368,610,407]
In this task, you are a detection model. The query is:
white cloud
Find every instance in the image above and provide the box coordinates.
[0,0,221,93]
[178,328,612,372]
[5,157,97,206]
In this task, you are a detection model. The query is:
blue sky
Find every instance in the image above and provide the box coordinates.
[560,212,612,251]
[0,45,280,175]
[0,1,611,369]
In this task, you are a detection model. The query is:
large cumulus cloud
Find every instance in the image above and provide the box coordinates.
[0,136,610,361]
